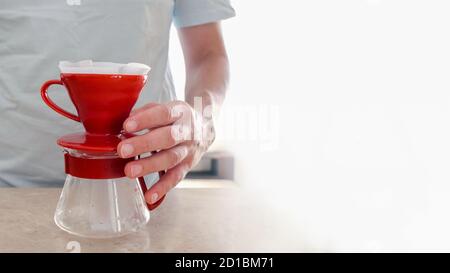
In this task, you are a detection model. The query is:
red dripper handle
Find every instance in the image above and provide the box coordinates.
[41,79,81,122]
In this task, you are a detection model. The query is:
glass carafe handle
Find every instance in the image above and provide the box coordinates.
[138,173,166,210]
[136,152,166,210]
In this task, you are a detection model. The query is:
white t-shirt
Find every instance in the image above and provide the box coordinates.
[0,0,235,186]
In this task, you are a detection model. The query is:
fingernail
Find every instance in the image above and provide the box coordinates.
[125,120,138,132]
[120,144,134,157]
[150,193,159,204]
[130,164,143,177]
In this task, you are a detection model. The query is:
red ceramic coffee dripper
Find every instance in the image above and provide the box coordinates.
[42,73,144,135]
[41,73,165,210]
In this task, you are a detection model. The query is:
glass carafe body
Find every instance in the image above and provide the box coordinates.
[54,174,150,238]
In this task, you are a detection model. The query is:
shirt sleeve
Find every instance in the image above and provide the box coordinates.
[173,0,236,28]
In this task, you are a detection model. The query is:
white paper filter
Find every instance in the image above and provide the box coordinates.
[59,60,151,75]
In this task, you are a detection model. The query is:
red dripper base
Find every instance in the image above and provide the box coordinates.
[57,132,165,210]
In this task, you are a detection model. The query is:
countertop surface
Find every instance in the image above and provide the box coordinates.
[0,180,306,253]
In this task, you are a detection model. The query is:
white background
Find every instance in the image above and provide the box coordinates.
[170,0,450,251]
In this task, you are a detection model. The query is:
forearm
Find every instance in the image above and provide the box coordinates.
[184,53,229,118]
[183,53,229,150]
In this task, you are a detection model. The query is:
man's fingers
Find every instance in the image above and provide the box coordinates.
[123,101,192,132]
[118,125,184,158]
[129,103,159,117]
[144,163,190,204]
[124,145,189,178]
